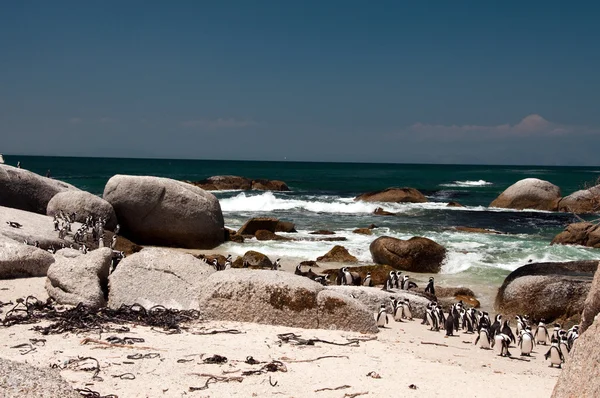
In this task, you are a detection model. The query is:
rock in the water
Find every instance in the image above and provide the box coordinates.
[196,269,377,333]
[551,222,600,248]
[275,220,297,233]
[370,236,447,273]
[495,260,598,322]
[453,226,502,234]
[326,285,431,319]
[108,248,214,310]
[317,290,379,333]
[237,217,280,236]
[251,179,289,191]
[373,207,396,216]
[188,175,290,191]
[103,175,224,249]
[490,178,561,211]
[355,187,427,203]
[240,250,273,268]
[558,184,600,214]
[255,230,291,241]
[446,201,464,208]
[47,191,118,230]
[353,228,372,235]
[0,164,80,214]
[46,248,112,308]
[0,235,55,279]
[551,315,600,398]
[316,245,358,263]
[309,230,336,235]
[581,265,600,333]
[0,357,80,398]
[224,228,245,243]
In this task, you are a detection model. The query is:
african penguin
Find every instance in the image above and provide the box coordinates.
[376,303,388,328]
[545,337,565,368]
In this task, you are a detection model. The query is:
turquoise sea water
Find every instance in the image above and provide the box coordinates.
[4,155,600,308]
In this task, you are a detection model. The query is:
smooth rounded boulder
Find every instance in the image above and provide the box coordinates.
[237,217,280,236]
[0,164,80,214]
[0,235,55,279]
[46,248,112,308]
[490,178,561,211]
[103,175,224,249]
[370,236,447,273]
[495,260,598,322]
[47,190,118,230]
[355,187,427,203]
[551,222,600,248]
[558,184,600,214]
[580,265,600,333]
[316,245,358,263]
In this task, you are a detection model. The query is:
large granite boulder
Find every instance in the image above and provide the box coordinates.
[326,285,431,319]
[551,222,600,248]
[0,358,80,398]
[316,245,358,263]
[490,178,561,211]
[0,164,80,214]
[0,235,55,279]
[552,315,600,398]
[103,175,224,249]
[275,220,297,233]
[581,266,600,333]
[108,248,214,310]
[46,248,112,308]
[558,184,600,214]
[239,250,273,268]
[47,191,118,230]
[196,269,378,333]
[255,230,291,241]
[237,217,280,236]
[355,187,427,203]
[188,175,290,191]
[370,236,447,273]
[495,260,598,322]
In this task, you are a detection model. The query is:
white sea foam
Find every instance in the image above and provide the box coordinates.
[440,180,493,188]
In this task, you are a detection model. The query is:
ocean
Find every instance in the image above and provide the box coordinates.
[5,155,600,309]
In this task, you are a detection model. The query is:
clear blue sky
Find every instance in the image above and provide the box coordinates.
[1,1,599,165]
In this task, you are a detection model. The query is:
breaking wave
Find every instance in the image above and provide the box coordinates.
[440,180,493,188]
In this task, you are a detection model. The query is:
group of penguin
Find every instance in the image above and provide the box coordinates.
[203,255,282,272]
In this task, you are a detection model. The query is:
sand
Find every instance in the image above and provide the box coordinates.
[0,277,559,398]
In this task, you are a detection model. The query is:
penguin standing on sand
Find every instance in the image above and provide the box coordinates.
[402,299,413,320]
[493,333,512,357]
[393,299,404,322]
[343,267,354,285]
[490,314,502,338]
[567,325,579,350]
[518,329,535,356]
[475,326,492,349]
[445,310,455,336]
[271,258,281,270]
[425,277,435,296]
[376,303,389,328]
[534,320,549,345]
[363,272,373,287]
[393,271,401,289]
[501,320,516,344]
[545,337,565,368]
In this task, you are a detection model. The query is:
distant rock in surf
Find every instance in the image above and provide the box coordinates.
[453,226,503,235]
[255,229,291,241]
[188,175,290,191]
[370,236,446,273]
[551,222,600,248]
[316,245,358,263]
[558,183,600,214]
[446,201,464,208]
[309,229,336,235]
[352,227,372,235]
[355,187,427,203]
[237,217,280,236]
[373,207,396,216]
[489,178,561,211]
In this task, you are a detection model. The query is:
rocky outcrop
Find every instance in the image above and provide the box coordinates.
[551,222,600,248]
[558,184,600,214]
[47,191,118,229]
[353,228,372,235]
[239,250,274,268]
[495,260,598,322]
[224,228,245,243]
[355,187,427,203]
[490,178,561,211]
[370,236,447,273]
[310,230,336,235]
[255,230,291,241]
[0,235,55,279]
[0,164,79,214]
[46,248,112,308]
[196,269,378,333]
[447,201,464,208]
[189,175,290,191]
[108,248,214,310]
[581,266,600,333]
[551,315,600,398]
[0,206,75,250]
[373,207,396,216]
[103,175,224,249]
[237,217,280,236]
[316,246,358,263]
[274,220,297,233]
[0,358,80,398]
[453,226,502,234]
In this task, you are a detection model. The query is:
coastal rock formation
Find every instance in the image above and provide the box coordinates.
[0,358,80,398]
[373,207,396,215]
[370,236,447,273]
[47,190,118,230]
[103,175,224,249]
[238,217,280,236]
[551,222,600,248]
[109,248,214,310]
[46,248,112,308]
[353,228,372,235]
[355,187,427,203]
[551,315,600,398]
[414,286,480,308]
[189,175,290,191]
[446,201,464,208]
[580,266,600,333]
[489,178,561,211]
[224,228,245,243]
[453,226,502,234]
[0,164,80,214]
[326,285,430,319]
[240,250,274,268]
[196,269,378,333]
[309,230,336,235]
[274,220,297,233]
[255,230,291,241]
[322,264,395,286]
[558,184,600,214]
[316,245,358,263]
[0,206,75,250]
[0,235,55,279]
[495,260,598,322]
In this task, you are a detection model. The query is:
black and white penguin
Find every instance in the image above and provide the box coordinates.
[445,310,455,336]
[515,315,526,335]
[393,299,404,322]
[490,314,502,338]
[376,303,388,328]
[295,264,304,276]
[393,271,401,289]
[462,309,475,333]
[474,326,492,349]
[212,258,220,271]
[518,329,534,356]
[426,308,439,331]
[534,321,549,345]
[225,255,233,270]
[363,272,373,287]
[552,324,562,341]
[343,267,353,285]
[272,258,280,271]
[110,235,117,249]
[402,299,413,320]
[545,337,565,368]
[382,271,395,291]
[501,320,516,344]
[567,325,579,350]
[435,305,446,330]
[424,277,435,296]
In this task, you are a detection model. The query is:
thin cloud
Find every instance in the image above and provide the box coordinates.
[68,117,82,124]
[181,118,257,129]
